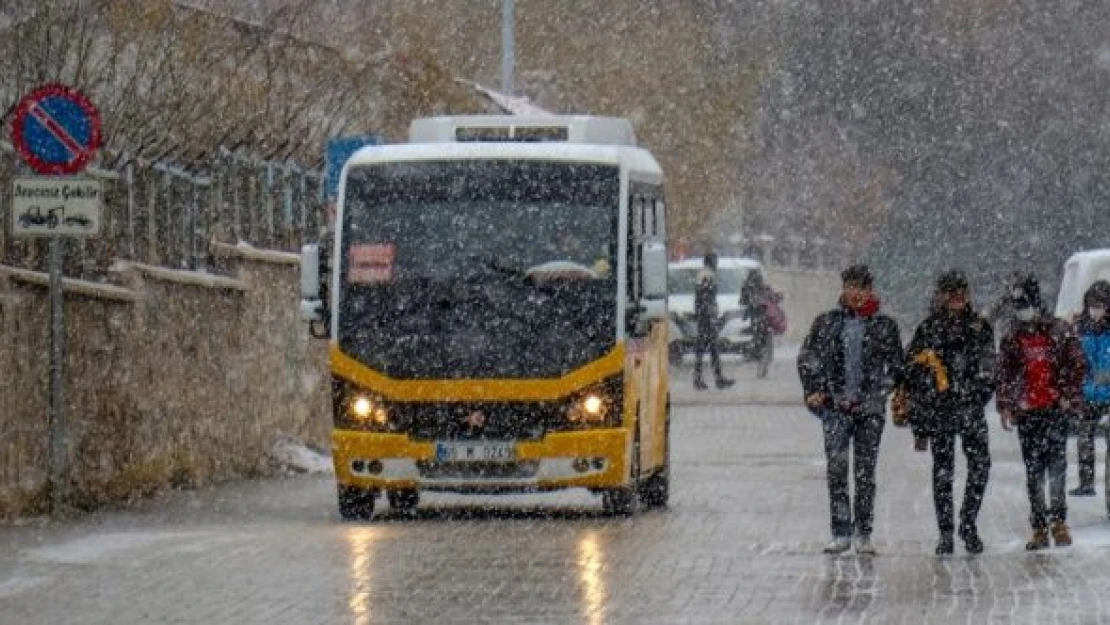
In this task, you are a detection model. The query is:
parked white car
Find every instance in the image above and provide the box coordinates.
[667,256,764,366]
[1056,249,1110,320]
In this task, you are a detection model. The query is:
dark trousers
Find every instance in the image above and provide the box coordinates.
[693,328,723,382]
[822,410,885,538]
[929,409,991,536]
[1017,410,1068,529]
[1074,404,1106,489]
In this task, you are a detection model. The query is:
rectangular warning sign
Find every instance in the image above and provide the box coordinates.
[11,177,101,237]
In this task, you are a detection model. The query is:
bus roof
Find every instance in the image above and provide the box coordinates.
[344,142,664,184]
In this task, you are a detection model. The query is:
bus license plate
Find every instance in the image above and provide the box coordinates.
[435,441,515,463]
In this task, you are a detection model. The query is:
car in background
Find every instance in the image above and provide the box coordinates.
[1056,249,1110,321]
[667,256,769,372]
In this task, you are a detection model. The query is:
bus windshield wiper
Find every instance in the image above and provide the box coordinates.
[464,254,528,281]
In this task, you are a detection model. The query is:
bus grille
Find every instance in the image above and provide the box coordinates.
[398,402,563,441]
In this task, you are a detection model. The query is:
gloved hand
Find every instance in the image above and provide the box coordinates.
[891,388,909,427]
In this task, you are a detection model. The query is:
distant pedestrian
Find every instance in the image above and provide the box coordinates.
[1071,280,1110,501]
[693,252,735,390]
[798,264,904,555]
[895,270,995,555]
[983,271,1024,345]
[740,268,783,378]
[997,274,1087,550]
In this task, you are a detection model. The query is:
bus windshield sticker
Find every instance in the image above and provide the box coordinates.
[349,243,395,283]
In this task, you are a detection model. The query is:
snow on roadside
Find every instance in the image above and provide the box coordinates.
[270,432,333,475]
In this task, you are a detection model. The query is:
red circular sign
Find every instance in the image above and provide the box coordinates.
[10,83,102,175]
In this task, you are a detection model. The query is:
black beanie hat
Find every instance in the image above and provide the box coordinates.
[841,264,873,287]
[1084,280,1110,307]
[1010,274,1042,310]
[936,270,969,294]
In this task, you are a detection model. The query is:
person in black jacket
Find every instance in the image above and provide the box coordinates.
[693,252,735,390]
[895,270,995,555]
[797,264,903,555]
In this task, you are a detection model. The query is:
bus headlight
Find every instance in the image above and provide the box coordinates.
[349,395,389,426]
[566,391,614,426]
[352,397,373,419]
[333,378,394,431]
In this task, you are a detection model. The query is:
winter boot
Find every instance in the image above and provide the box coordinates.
[1025,528,1050,551]
[1068,485,1096,497]
[959,524,984,555]
[1051,521,1072,547]
[822,537,851,554]
[935,535,954,556]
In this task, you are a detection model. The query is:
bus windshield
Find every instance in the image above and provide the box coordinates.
[338,160,619,379]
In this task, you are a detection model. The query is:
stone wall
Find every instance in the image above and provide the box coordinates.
[0,244,330,518]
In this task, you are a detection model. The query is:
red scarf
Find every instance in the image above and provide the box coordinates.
[841,294,881,318]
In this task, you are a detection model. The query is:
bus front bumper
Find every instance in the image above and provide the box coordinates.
[332,428,631,492]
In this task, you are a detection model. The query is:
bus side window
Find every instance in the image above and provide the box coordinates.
[628,194,643,303]
[653,197,666,240]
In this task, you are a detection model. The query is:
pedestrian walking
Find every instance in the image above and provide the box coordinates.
[894,270,995,555]
[797,264,904,555]
[997,274,1087,550]
[983,271,1024,346]
[1071,280,1110,502]
[693,252,735,390]
[739,268,783,378]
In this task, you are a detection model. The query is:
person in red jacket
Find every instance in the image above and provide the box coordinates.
[996,274,1087,550]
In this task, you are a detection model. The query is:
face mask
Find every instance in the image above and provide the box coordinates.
[1090,306,1107,321]
[1015,307,1036,322]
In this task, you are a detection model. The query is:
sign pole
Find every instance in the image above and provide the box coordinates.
[9,82,103,517]
[47,235,67,515]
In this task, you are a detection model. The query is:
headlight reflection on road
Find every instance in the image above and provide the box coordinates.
[577,530,609,625]
[345,526,380,625]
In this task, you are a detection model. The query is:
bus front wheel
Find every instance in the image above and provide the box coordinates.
[640,411,671,509]
[337,484,377,521]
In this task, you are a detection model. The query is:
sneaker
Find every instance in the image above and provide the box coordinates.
[1025,528,1050,551]
[855,536,876,555]
[935,535,954,555]
[693,379,709,391]
[822,537,852,554]
[1068,485,1096,497]
[959,525,984,555]
[1051,521,1072,547]
[715,378,735,389]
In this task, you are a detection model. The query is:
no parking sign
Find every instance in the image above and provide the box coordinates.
[10,83,102,175]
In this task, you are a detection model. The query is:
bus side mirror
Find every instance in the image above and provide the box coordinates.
[300,244,330,338]
[300,244,321,300]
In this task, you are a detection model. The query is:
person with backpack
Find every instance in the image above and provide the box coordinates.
[1071,280,1110,500]
[997,274,1087,550]
[894,270,995,555]
[740,268,785,378]
[798,264,904,555]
